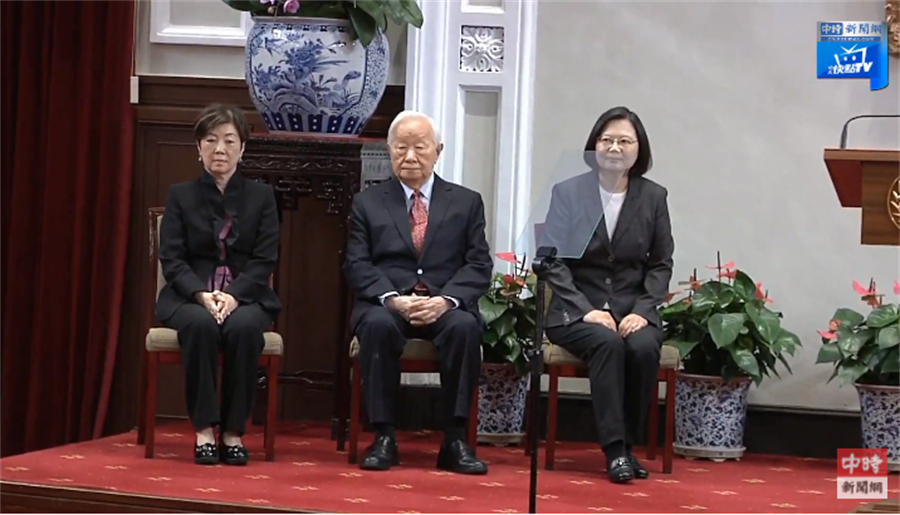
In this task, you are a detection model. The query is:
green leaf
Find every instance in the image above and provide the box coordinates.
[776,353,794,375]
[478,297,507,325]
[832,307,865,328]
[708,313,745,348]
[880,348,899,373]
[733,270,756,301]
[728,347,760,379]
[867,304,900,329]
[876,324,900,349]
[493,312,517,338]
[836,325,872,357]
[667,339,700,361]
[772,329,801,356]
[745,303,782,344]
[836,363,868,385]
[691,283,719,312]
[816,342,842,363]
[355,0,388,33]
[660,299,690,316]
[397,0,424,27]
[347,6,378,46]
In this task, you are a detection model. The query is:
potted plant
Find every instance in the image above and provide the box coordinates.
[816,279,900,472]
[475,252,536,445]
[222,0,424,135]
[659,253,801,461]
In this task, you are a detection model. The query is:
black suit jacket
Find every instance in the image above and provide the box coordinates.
[540,171,674,328]
[156,172,282,322]
[343,175,493,331]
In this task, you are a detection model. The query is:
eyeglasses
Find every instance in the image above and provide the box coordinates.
[598,136,636,149]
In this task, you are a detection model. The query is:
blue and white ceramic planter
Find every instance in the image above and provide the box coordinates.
[477,364,529,445]
[245,16,389,135]
[856,383,900,472]
[674,373,751,460]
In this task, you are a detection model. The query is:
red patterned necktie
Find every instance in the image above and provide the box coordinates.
[410,190,428,255]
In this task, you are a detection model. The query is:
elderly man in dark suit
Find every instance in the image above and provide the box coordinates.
[541,106,674,484]
[343,110,493,474]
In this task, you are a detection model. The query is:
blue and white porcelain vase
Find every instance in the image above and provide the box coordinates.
[674,373,751,461]
[855,383,900,472]
[477,363,529,445]
[244,16,389,136]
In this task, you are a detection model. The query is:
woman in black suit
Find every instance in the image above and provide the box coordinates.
[156,104,281,466]
[541,107,674,484]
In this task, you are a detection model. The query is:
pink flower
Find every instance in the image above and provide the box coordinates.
[496,252,518,264]
[894,280,900,295]
[283,0,300,13]
[706,261,735,270]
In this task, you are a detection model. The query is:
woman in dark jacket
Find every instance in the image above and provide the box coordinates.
[156,104,281,466]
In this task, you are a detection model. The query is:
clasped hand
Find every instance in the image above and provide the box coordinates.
[584,310,647,337]
[195,290,238,324]
[387,295,450,326]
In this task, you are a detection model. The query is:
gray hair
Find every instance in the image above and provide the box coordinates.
[387,110,442,146]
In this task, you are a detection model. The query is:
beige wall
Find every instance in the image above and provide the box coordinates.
[531,0,899,410]
[135,0,407,83]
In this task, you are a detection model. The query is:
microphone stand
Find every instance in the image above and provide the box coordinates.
[527,246,557,514]
[839,114,900,148]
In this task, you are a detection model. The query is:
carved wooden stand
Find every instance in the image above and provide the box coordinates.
[240,133,391,447]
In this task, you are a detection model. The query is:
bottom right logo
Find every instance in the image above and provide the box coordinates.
[836,448,888,499]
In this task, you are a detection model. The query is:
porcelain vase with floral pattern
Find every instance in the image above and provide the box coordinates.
[856,383,900,472]
[674,373,751,460]
[477,364,529,446]
[245,16,389,135]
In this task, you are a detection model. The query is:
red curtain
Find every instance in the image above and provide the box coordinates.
[1,0,136,457]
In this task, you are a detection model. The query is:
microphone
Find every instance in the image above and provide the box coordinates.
[839,114,900,149]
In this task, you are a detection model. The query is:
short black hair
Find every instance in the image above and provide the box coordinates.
[194,103,250,144]
[582,106,653,177]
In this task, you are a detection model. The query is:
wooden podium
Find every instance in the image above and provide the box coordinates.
[824,148,900,246]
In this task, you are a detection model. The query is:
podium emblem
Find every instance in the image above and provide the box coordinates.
[888,177,900,229]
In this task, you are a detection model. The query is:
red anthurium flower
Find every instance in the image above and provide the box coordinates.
[664,290,683,303]
[496,252,518,264]
[817,330,836,340]
[894,280,900,295]
[503,274,514,285]
[718,270,737,280]
[853,279,874,295]
[828,319,840,331]
[754,282,773,303]
[678,273,703,291]
[706,261,735,270]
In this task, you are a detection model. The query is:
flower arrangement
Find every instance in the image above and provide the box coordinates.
[815,279,900,386]
[478,252,537,376]
[222,0,424,47]
[658,252,801,385]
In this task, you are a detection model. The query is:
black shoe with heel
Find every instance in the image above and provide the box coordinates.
[194,442,218,465]
[219,440,249,466]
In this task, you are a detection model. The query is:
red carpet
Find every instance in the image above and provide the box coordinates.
[1,421,896,513]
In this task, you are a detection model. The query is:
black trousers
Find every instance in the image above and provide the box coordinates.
[355,306,482,431]
[164,302,271,435]
[546,320,661,448]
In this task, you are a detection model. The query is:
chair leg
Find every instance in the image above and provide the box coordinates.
[348,359,361,465]
[647,377,660,461]
[144,353,159,459]
[467,382,479,448]
[663,369,676,474]
[265,356,279,462]
[137,348,149,445]
[545,366,559,471]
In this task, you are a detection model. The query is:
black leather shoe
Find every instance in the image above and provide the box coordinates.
[360,435,399,471]
[627,454,649,479]
[194,442,218,465]
[607,456,635,484]
[436,440,488,475]
[219,442,249,466]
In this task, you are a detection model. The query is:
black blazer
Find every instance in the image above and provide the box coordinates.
[155,172,282,322]
[343,175,493,331]
[541,171,674,328]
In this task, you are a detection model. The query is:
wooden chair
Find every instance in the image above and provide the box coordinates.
[137,207,284,461]
[531,341,679,472]
[347,337,479,464]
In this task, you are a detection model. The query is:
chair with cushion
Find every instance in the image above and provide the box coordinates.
[137,207,283,461]
[535,341,679,472]
[347,337,479,464]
